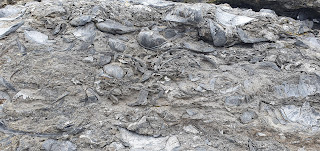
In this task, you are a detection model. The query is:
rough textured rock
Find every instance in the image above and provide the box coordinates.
[96,19,137,34]
[137,29,167,49]
[174,0,320,20]
[69,15,91,27]
[108,38,126,52]
[0,0,320,150]
[24,30,49,44]
[42,139,77,151]
[120,128,169,151]
[103,64,125,79]
[215,0,320,15]
[0,21,23,39]
[240,110,257,124]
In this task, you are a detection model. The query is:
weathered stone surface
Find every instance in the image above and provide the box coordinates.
[175,0,320,19]
[24,30,49,44]
[0,0,320,150]
[108,38,126,52]
[137,29,167,49]
[69,15,91,26]
[281,102,320,128]
[165,136,180,151]
[209,20,227,47]
[73,23,96,42]
[42,139,77,151]
[165,4,203,24]
[120,128,168,151]
[0,91,10,102]
[183,125,199,134]
[240,111,257,124]
[103,64,124,79]
[96,19,137,34]
[0,21,23,39]
[183,41,215,52]
[225,96,244,106]
[98,55,111,66]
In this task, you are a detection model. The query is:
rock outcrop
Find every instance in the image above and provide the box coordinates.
[0,0,320,150]
[172,0,320,21]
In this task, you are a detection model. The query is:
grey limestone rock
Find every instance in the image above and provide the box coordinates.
[137,29,167,50]
[240,110,257,124]
[103,64,125,79]
[69,15,92,26]
[0,21,23,39]
[42,139,77,151]
[108,38,126,52]
[96,19,137,34]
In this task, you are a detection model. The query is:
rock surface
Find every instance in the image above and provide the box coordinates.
[174,0,320,20]
[0,0,320,150]
[214,0,320,15]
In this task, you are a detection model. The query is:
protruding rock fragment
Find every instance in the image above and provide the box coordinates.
[237,28,268,43]
[107,142,125,150]
[84,88,98,103]
[127,116,147,131]
[0,91,10,102]
[0,5,25,21]
[13,89,44,100]
[24,30,49,44]
[141,70,153,82]
[166,136,180,151]
[103,64,124,79]
[70,15,92,26]
[240,111,257,124]
[225,96,244,107]
[183,41,215,53]
[209,20,227,47]
[0,21,24,39]
[98,55,111,66]
[82,56,94,63]
[108,38,126,52]
[137,29,166,50]
[73,23,96,42]
[129,89,149,106]
[165,5,203,24]
[183,125,199,134]
[281,102,320,127]
[42,139,77,151]
[215,8,254,27]
[16,38,27,56]
[96,19,137,34]
[120,128,168,151]
[0,76,16,92]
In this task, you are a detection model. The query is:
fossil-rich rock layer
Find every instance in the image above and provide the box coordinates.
[172,0,320,21]
[0,0,320,150]
[215,0,320,20]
